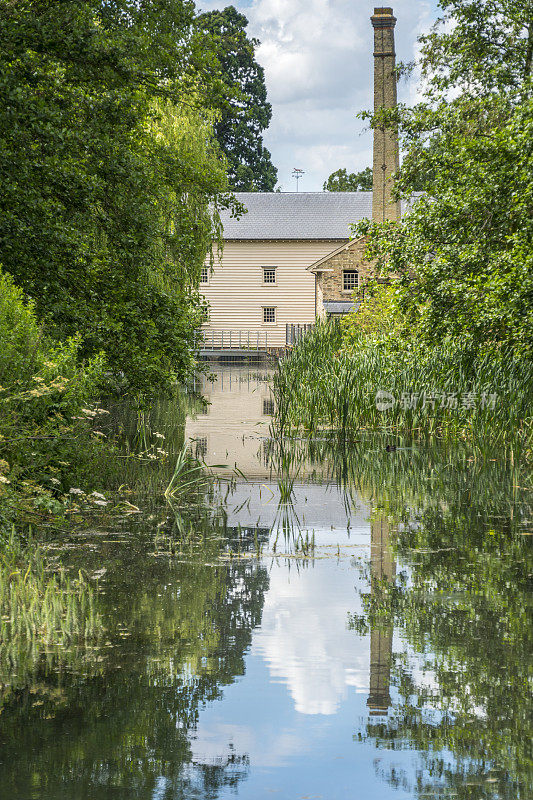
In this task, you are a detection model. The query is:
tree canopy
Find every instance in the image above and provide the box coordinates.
[323,167,373,192]
[0,0,238,390]
[197,5,278,191]
[356,0,533,355]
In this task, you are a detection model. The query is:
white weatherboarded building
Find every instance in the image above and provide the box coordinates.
[200,7,415,348]
[200,192,373,348]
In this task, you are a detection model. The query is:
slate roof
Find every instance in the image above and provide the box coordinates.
[323,301,357,315]
[221,192,372,240]
[221,192,422,240]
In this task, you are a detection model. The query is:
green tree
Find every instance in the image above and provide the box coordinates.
[356,0,533,354]
[0,0,235,390]
[198,6,278,191]
[323,167,372,192]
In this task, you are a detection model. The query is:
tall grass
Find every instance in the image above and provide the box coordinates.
[0,527,102,687]
[274,321,533,451]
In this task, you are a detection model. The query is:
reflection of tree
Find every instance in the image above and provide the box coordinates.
[0,510,269,799]
[335,439,533,800]
[367,504,532,799]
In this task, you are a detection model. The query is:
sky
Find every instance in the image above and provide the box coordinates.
[197,0,441,191]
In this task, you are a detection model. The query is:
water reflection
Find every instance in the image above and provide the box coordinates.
[187,367,275,479]
[367,516,395,716]
[0,365,531,800]
[0,534,268,799]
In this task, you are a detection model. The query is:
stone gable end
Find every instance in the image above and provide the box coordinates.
[317,238,376,302]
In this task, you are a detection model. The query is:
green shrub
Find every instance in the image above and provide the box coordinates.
[0,268,102,466]
[0,268,44,386]
[343,281,405,339]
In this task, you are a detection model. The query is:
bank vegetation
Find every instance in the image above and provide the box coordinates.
[274,0,533,455]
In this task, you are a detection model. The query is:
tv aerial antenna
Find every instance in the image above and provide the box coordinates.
[292,168,305,192]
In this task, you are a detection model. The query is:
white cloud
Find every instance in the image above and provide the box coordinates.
[198,0,438,189]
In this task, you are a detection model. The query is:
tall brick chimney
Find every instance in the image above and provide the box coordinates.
[371,7,401,223]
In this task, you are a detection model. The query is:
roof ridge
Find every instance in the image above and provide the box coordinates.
[232,191,373,196]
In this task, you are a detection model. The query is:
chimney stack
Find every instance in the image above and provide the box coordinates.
[371,7,401,223]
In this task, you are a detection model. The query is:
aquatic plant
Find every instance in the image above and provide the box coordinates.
[273,320,533,452]
[0,527,102,684]
[164,444,209,499]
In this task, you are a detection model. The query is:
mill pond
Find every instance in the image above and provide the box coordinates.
[1,363,531,800]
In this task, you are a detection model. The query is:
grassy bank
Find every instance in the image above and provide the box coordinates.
[0,268,110,657]
[273,320,532,453]
[0,267,197,669]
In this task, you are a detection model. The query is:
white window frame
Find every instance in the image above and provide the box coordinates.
[200,266,210,285]
[262,266,277,285]
[262,306,277,325]
[342,269,359,292]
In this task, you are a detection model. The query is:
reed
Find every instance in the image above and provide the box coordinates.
[164,444,208,499]
[0,528,102,651]
[273,321,533,451]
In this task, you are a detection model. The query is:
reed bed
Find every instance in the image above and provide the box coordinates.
[273,321,533,451]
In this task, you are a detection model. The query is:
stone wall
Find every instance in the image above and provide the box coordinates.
[318,238,373,302]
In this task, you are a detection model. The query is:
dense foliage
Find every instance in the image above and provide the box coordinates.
[323,167,372,192]
[198,5,278,191]
[0,267,106,497]
[0,266,107,657]
[357,0,533,353]
[276,1,533,449]
[275,320,532,450]
[0,0,237,389]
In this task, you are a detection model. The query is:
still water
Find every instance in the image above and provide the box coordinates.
[1,365,531,799]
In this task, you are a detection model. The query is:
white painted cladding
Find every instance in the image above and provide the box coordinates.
[201,240,342,347]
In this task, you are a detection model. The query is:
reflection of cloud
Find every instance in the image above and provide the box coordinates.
[253,562,369,715]
[191,722,307,769]
[217,480,367,531]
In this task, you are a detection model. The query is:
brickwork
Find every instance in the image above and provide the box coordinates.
[371,8,401,223]
[313,8,401,311]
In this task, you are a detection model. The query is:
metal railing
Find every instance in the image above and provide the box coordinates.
[286,323,314,346]
[199,330,269,351]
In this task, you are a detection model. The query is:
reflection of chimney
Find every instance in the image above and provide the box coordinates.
[371,8,401,223]
[367,516,395,715]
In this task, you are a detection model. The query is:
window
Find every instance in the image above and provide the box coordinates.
[262,266,277,284]
[263,398,275,415]
[200,266,209,283]
[343,270,359,291]
[262,306,276,324]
